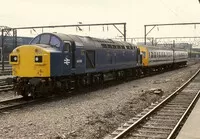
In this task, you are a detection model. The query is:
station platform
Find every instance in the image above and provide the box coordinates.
[176,94,200,139]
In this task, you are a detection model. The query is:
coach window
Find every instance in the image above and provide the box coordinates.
[151,52,153,58]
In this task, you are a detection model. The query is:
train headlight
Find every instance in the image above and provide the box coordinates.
[34,54,47,65]
[35,56,43,63]
[11,56,18,62]
[9,54,19,64]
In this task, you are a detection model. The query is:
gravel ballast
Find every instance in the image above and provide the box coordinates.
[0,62,199,139]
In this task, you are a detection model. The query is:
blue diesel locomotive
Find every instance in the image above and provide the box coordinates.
[9,33,142,98]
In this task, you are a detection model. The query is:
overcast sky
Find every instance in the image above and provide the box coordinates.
[0,0,200,39]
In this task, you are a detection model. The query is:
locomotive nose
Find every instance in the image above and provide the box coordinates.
[9,45,50,77]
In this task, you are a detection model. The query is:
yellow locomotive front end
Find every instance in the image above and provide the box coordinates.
[10,45,50,77]
[9,45,52,98]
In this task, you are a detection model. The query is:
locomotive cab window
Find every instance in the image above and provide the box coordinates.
[30,36,40,44]
[63,42,71,52]
[40,34,50,44]
[30,34,62,49]
[50,36,61,48]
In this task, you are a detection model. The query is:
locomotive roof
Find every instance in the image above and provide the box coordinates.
[51,32,136,49]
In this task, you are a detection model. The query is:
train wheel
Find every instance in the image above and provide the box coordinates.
[21,91,30,100]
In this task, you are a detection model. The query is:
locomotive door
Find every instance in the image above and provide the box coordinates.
[62,41,75,75]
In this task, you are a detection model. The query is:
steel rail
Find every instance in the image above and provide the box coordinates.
[0,97,48,113]
[167,90,200,139]
[109,68,200,139]
[0,97,23,104]
[0,77,13,92]
[0,84,13,91]
[0,97,26,112]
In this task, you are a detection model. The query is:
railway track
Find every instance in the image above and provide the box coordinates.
[0,97,49,113]
[0,98,27,112]
[0,78,13,92]
[0,70,12,76]
[105,68,200,139]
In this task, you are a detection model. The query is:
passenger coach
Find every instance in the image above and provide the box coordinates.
[138,45,188,72]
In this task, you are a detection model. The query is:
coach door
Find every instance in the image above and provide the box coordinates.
[62,41,76,75]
